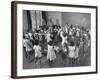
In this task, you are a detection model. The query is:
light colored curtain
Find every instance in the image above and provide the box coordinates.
[30,10,42,31]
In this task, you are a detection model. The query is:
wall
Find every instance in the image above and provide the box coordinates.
[24,11,90,30]
[46,11,62,25]
[0,0,99,80]
[62,12,90,29]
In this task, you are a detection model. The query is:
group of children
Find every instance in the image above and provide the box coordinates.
[23,23,91,67]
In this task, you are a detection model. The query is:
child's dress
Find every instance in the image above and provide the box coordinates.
[68,46,75,58]
[47,45,56,61]
[33,45,42,58]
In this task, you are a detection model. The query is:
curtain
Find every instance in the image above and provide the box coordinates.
[30,10,42,31]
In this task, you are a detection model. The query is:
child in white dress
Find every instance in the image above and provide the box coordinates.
[47,41,56,67]
[68,41,76,66]
[33,41,42,68]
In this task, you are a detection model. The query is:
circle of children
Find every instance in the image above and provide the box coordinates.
[23,23,91,68]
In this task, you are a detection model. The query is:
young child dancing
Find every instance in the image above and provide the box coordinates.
[47,41,56,67]
[68,41,76,66]
[23,34,33,60]
[33,40,42,68]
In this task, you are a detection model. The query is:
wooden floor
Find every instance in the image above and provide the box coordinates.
[23,44,91,69]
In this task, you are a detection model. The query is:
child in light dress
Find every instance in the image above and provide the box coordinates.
[47,41,56,67]
[68,41,76,66]
[33,40,42,68]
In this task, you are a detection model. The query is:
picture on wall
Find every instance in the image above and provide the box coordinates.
[11,1,98,78]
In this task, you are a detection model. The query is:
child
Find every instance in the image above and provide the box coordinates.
[23,34,33,60]
[33,40,42,68]
[47,41,56,67]
[60,30,68,50]
[62,43,69,67]
[68,41,76,66]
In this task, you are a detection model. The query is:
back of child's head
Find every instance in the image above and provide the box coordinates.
[34,40,39,45]
[70,41,74,46]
